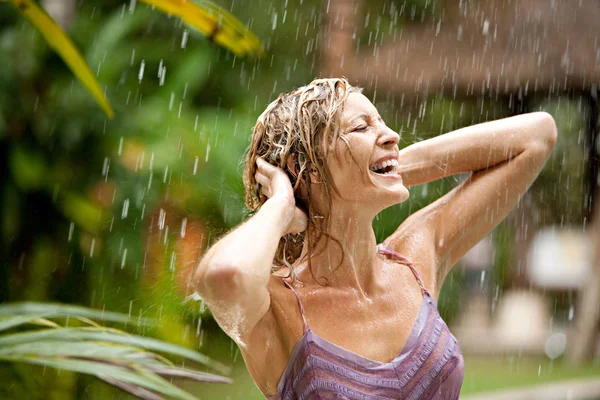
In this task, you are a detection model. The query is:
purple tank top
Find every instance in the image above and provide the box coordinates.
[267,244,464,400]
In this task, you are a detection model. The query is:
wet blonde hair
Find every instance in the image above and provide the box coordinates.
[243,77,363,283]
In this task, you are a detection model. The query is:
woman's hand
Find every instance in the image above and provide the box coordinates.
[255,157,308,235]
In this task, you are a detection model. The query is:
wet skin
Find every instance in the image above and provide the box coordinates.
[195,92,558,396]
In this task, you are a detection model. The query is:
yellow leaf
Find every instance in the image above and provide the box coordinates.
[139,0,264,57]
[10,0,114,118]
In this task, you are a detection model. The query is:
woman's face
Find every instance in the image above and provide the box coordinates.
[326,92,409,212]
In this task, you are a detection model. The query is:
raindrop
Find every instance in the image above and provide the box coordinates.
[117,136,123,156]
[68,222,74,241]
[169,92,175,110]
[102,156,110,178]
[170,251,176,272]
[158,208,166,230]
[158,61,167,86]
[568,304,574,321]
[272,12,278,30]
[482,20,489,36]
[159,67,166,86]
[196,317,202,336]
[90,239,95,257]
[181,217,187,238]
[138,60,145,83]
[193,156,199,175]
[181,29,189,48]
[205,143,211,162]
[121,249,128,268]
[122,198,130,219]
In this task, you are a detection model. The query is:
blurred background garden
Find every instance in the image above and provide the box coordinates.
[1,0,599,399]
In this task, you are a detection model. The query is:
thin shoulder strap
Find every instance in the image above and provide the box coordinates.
[281,278,309,333]
[377,244,429,297]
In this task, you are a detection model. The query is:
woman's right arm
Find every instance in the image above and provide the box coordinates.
[193,158,307,344]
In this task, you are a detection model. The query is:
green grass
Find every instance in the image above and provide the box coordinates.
[193,355,600,399]
[461,356,600,395]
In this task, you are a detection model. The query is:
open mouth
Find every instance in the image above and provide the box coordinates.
[369,159,399,176]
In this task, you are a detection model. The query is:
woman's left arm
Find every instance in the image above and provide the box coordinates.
[388,111,557,289]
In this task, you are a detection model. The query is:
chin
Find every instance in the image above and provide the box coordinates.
[395,186,410,203]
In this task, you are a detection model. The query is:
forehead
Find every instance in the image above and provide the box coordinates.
[341,92,379,125]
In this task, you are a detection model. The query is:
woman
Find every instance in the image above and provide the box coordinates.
[193,78,557,399]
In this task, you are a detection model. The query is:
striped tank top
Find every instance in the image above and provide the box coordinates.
[267,244,464,400]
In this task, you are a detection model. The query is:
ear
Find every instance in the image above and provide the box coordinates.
[308,167,322,185]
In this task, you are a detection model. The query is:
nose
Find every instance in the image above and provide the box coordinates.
[377,125,400,148]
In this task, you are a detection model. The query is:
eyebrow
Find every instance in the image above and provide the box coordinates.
[348,113,384,125]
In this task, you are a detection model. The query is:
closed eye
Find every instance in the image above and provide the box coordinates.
[354,125,368,132]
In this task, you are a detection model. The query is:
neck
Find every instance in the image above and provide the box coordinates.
[295,204,380,297]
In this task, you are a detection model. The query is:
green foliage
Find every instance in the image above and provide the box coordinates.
[0,302,230,400]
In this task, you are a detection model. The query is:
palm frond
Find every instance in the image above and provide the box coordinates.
[7,0,114,118]
[0,302,152,326]
[0,303,231,400]
[139,0,264,56]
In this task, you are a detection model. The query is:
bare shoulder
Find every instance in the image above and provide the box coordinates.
[382,205,441,298]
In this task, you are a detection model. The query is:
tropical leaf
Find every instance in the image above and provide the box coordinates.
[0,314,56,332]
[7,356,200,400]
[0,302,150,326]
[7,0,114,118]
[0,304,232,399]
[0,326,230,375]
[139,0,264,56]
